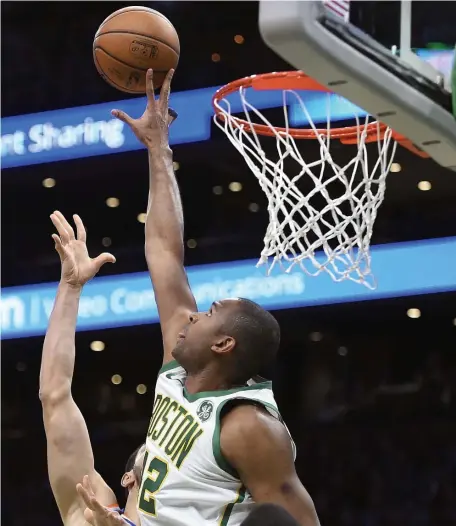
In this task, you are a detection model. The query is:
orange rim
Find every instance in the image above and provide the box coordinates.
[212,70,429,158]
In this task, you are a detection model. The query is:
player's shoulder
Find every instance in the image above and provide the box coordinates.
[221,401,285,438]
[220,402,293,465]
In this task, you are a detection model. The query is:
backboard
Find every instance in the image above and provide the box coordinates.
[258,0,456,171]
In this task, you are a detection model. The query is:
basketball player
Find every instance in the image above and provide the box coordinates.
[40,211,144,526]
[111,69,320,526]
[78,478,302,526]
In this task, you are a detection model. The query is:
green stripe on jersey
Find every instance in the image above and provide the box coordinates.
[183,381,272,402]
[220,485,247,526]
[158,360,180,375]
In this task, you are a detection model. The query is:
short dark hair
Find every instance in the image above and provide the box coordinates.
[125,444,143,474]
[222,298,280,382]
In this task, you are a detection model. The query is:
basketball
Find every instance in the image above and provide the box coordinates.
[93,7,180,94]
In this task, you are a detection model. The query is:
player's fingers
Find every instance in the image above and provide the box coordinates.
[145,69,156,110]
[81,475,96,498]
[111,109,134,127]
[54,211,76,240]
[83,507,95,525]
[50,213,71,245]
[73,214,87,243]
[159,69,174,114]
[93,252,116,271]
[108,512,124,524]
[52,234,65,257]
[90,495,109,516]
[76,483,94,510]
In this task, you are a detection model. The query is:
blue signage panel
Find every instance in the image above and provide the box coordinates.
[2,49,452,169]
[1,237,456,340]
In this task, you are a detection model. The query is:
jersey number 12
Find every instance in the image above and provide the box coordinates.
[138,452,169,517]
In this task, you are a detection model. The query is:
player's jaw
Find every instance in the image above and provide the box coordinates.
[172,303,226,371]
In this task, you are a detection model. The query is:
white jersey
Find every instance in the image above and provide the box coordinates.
[138,360,294,526]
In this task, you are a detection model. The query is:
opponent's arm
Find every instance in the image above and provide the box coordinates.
[113,70,197,364]
[220,405,320,526]
[40,211,116,524]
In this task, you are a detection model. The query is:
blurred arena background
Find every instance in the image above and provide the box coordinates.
[2,2,456,525]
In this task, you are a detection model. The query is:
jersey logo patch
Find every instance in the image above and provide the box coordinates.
[197,400,214,422]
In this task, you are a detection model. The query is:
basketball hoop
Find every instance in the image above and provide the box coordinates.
[212,71,429,289]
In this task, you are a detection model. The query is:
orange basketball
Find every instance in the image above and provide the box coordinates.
[93,6,180,94]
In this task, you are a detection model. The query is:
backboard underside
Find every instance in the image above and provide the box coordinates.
[258,0,456,171]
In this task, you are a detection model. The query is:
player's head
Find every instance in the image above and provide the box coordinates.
[172,298,280,383]
[121,443,146,495]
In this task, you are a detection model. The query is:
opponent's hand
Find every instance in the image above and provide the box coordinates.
[111,68,177,149]
[51,211,115,288]
[77,476,124,526]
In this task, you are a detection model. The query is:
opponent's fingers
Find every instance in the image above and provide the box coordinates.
[111,109,135,127]
[93,252,116,272]
[52,234,65,258]
[50,213,71,245]
[82,474,96,497]
[107,510,124,524]
[83,507,95,525]
[145,69,156,111]
[54,211,76,240]
[73,214,87,243]
[159,69,174,115]
[76,482,94,510]
[89,495,110,517]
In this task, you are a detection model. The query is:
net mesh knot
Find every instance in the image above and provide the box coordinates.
[214,87,397,289]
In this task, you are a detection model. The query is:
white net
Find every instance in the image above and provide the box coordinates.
[213,86,398,289]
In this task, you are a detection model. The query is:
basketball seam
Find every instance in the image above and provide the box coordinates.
[93,53,139,93]
[100,8,175,29]
[94,46,171,73]
[93,52,169,93]
[95,31,180,56]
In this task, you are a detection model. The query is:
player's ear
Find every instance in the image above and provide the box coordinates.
[211,335,235,355]
[121,471,135,489]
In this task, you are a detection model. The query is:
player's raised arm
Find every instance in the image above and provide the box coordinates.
[112,69,197,364]
[220,404,321,526]
[40,211,116,525]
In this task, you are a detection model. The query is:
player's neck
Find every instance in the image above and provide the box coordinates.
[185,368,242,394]
[124,488,139,523]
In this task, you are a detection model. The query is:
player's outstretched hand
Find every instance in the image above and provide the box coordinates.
[77,476,124,526]
[111,68,177,149]
[51,211,115,289]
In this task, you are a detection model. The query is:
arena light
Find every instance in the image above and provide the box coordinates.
[213,185,223,195]
[418,180,432,191]
[137,213,146,223]
[211,53,221,63]
[111,374,122,385]
[390,163,401,173]
[16,361,27,372]
[90,340,105,351]
[309,331,322,342]
[42,177,56,188]
[338,346,348,356]
[136,384,147,395]
[234,35,245,44]
[248,203,259,212]
[187,239,197,249]
[173,161,180,171]
[453,318,456,326]
[106,197,120,208]
[407,308,421,319]
[229,181,242,192]
[102,237,112,247]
